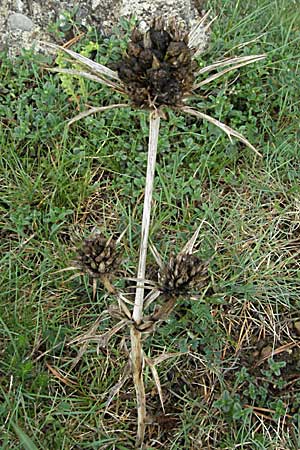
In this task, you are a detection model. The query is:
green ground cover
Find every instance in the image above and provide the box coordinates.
[1,0,300,448]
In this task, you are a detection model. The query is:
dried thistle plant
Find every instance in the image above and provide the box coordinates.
[45,15,265,447]
[45,13,264,154]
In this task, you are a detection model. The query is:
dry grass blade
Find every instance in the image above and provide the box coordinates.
[144,353,184,414]
[193,54,266,89]
[181,106,262,157]
[92,278,97,300]
[69,317,101,370]
[116,291,134,306]
[205,16,218,32]
[188,10,211,47]
[67,103,128,126]
[106,361,131,409]
[255,342,299,367]
[62,32,85,48]
[144,355,165,413]
[48,67,125,92]
[143,290,161,310]
[152,352,184,366]
[149,242,164,269]
[116,294,132,320]
[180,224,202,255]
[69,320,128,347]
[116,226,129,245]
[196,54,266,76]
[224,34,266,54]
[189,12,217,56]
[244,405,293,420]
[42,41,120,81]
[48,66,113,85]
[46,363,78,387]
[133,112,161,324]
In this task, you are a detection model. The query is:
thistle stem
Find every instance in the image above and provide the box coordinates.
[130,327,146,448]
[132,112,160,324]
[131,111,160,448]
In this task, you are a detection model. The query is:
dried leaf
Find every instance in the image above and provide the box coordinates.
[193,54,266,89]
[106,362,131,409]
[42,41,120,80]
[196,54,265,75]
[67,103,128,126]
[180,224,202,255]
[149,242,164,269]
[46,363,77,387]
[181,106,262,157]
[48,67,124,91]
[145,355,165,413]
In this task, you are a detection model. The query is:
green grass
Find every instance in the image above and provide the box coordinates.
[1,0,300,448]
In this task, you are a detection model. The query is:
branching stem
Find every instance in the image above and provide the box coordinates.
[131,111,161,448]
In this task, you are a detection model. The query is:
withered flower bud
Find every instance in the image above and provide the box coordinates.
[116,17,196,108]
[76,234,122,279]
[159,253,209,296]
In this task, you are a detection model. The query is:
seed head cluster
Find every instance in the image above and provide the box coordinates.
[159,253,208,296]
[116,18,196,108]
[76,234,122,279]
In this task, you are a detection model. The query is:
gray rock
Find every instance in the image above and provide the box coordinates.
[8,13,34,31]
[119,0,198,27]
[0,0,208,58]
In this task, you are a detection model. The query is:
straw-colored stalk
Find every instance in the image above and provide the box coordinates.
[130,111,160,447]
[133,112,161,324]
[130,326,146,448]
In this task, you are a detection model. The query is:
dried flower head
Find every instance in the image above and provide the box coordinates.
[116,17,196,108]
[159,253,209,296]
[76,234,122,279]
[46,14,265,154]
